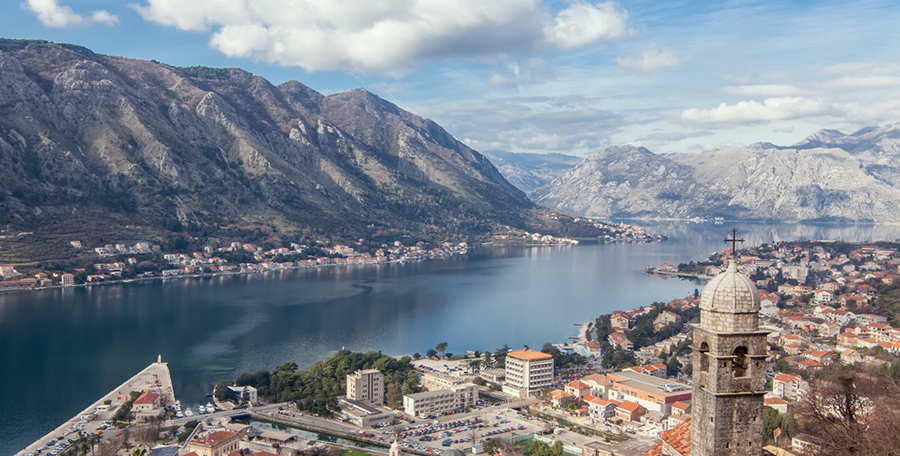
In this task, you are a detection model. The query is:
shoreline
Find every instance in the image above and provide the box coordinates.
[0,235,666,296]
[644,267,712,281]
[0,248,466,296]
[16,360,175,456]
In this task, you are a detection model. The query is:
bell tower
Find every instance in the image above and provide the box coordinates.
[690,229,768,455]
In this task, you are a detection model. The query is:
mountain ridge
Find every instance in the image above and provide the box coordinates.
[0,39,608,262]
[533,122,900,222]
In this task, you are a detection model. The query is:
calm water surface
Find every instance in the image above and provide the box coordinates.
[3,221,900,453]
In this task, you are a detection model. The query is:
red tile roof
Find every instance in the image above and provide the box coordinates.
[643,417,692,456]
[194,431,237,446]
[618,400,642,412]
[672,401,690,411]
[133,390,159,405]
[507,349,553,361]
[661,417,692,455]
[774,373,800,383]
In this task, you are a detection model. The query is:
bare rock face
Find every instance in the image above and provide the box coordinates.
[534,124,900,222]
[482,151,582,194]
[0,39,554,241]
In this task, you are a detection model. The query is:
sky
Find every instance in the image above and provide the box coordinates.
[4,0,900,156]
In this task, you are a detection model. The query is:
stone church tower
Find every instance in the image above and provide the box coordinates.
[690,236,768,455]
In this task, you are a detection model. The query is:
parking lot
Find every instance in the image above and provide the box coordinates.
[374,401,546,454]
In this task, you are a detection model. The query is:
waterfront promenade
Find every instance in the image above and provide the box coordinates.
[16,356,175,456]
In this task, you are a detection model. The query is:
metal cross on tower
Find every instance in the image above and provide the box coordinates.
[724,228,744,258]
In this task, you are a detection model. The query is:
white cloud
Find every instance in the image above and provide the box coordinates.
[681,97,834,126]
[544,1,632,49]
[23,0,118,28]
[131,0,631,73]
[615,44,685,72]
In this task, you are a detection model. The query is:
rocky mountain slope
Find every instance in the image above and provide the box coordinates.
[533,123,900,222]
[482,150,581,193]
[0,39,604,260]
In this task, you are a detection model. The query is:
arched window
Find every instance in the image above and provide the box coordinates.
[699,342,710,371]
[733,346,749,377]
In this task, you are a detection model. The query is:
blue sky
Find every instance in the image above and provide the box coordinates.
[4,0,900,156]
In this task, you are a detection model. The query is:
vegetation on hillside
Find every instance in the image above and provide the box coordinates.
[797,361,900,455]
[228,350,420,415]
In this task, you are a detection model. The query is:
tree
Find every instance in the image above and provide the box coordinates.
[426,349,437,358]
[483,438,502,456]
[436,342,448,357]
[214,379,231,402]
[798,362,900,455]
[666,356,682,377]
[386,383,403,409]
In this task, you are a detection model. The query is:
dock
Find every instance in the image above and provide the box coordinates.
[16,355,176,456]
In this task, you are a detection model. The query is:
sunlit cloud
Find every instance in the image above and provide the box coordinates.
[681,97,834,126]
[23,0,118,28]
[131,0,632,73]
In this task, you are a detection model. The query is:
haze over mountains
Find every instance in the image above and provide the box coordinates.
[0,39,607,259]
[481,151,581,194]
[532,122,900,223]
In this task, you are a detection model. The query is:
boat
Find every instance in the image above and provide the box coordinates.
[198,405,206,414]
[184,409,194,417]
[175,411,184,418]
[206,402,216,412]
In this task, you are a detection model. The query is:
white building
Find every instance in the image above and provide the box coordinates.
[227,385,258,405]
[503,349,554,398]
[403,384,477,417]
[347,369,384,405]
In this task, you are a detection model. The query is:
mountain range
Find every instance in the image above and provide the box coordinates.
[0,39,609,261]
[481,150,581,193]
[533,122,900,222]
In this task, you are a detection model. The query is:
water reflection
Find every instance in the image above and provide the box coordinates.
[4,222,900,454]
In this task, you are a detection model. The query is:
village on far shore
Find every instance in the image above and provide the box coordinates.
[0,221,662,293]
[18,239,900,456]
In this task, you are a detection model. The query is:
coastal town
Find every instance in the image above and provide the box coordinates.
[0,221,661,292]
[17,239,900,456]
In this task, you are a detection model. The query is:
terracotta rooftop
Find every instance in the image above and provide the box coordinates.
[672,401,690,410]
[618,400,642,412]
[643,417,691,456]
[507,349,552,361]
[662,417,692,455]
[193,431,237,446]
[133,390,159,405]
[774,373,800,382]
[580,373,611,385]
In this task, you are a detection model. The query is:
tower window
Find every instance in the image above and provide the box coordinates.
[733,346,749,377]
[699,342,709,371]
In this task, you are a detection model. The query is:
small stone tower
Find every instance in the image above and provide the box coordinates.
[690,231,768,455]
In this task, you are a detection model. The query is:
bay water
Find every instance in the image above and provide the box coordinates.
[2,221,900,453]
